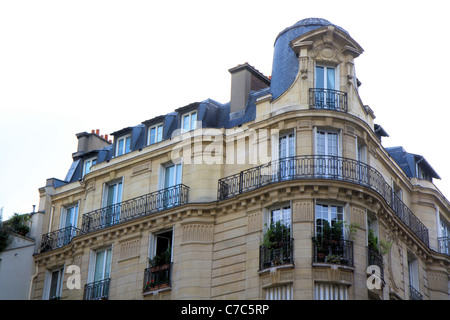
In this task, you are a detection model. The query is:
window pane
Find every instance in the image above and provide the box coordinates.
[327,67,335,90]
[315,66,324,88]
[165,165,175,188]
[125,137,131,153]
[94,250,105,282]
[118,139,124,156]
[49,270,60,299]
[190,112,197,131]
[150,127,156,145]
[183,115,190,132]
[157,125,163,142]
[105,248,112,279]
[316,131,325,155]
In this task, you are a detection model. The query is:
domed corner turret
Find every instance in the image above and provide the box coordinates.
[269,18,366,117]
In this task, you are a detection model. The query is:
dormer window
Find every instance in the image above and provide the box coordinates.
[148,123,163,145]
[83,157,97,177]
[116,135,131,156]
[182,111,197,132]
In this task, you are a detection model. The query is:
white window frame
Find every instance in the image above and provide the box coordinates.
[102,179,123,208]
[59,202,79,229]
[115,135,131,157]
[43,267,65,300]
[314,202,345,238]
[264,203,292,236]
[148,123,164,145]
[182,110,197,133]
[407,252,419,291]
[82,157,97,177]
[88,246,113,284]
[160,162,182,190]
[314,129,341,157]
[148,228,174,266]
[315,63,339,90]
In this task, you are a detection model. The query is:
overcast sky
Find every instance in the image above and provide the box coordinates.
[1,0,449,220]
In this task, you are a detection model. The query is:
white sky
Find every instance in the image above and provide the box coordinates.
[1,0,449,220]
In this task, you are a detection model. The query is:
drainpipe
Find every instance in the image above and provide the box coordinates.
[28,262,38,300]
[48,205,54,233]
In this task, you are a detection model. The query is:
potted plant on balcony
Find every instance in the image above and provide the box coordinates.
[149,248,171,270]
[8,213,30,236]
[262,221,290,266]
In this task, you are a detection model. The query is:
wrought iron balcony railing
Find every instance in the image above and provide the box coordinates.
[312,237,354,267]
[217,155,429,247]
[143,263,172,293]
[40,226,81,253]
[367,247,384,281]
[409,284,423,300]
[438,236,449,255]
[309,88,348,112]
[83,278,111,300]
[259,238,294,270]
[81,184,189,233]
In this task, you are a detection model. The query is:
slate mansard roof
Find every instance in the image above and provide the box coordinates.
[63,85,271,184]
[386,146,440,181]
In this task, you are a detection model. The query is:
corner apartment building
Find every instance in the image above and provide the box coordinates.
[30,18,450,300]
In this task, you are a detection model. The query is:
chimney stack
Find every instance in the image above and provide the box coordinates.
[228,63,270,120]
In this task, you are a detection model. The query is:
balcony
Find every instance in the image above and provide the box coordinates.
[438,236,449,255]
[312,237,354,266]
[409,285,423,300]
[309,88,348,112]
[367,247,384,281]
[81,184,189,233]
[143,263,172,293]
[217,155,429,247]
[260,238,294,270]
[83,278,111,300]
[40,226,81,253]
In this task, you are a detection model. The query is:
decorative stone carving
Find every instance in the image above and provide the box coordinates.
[181,224,213,244]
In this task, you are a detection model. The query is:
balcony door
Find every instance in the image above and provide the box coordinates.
[315,130,340,177]
[162,163,182,208]
[278,132,295,180]
[59,203,79,246]
[315,65,338,109]
[104,180,123,226]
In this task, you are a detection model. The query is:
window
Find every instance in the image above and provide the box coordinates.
[182,111,197,132]
[83,157,97,177]
[315,283,348,300]
[269,205,291,230]
[314,65,340,110]
[60,203,79,229]
[407,252,421,299]
[103,180,123,226]
[148,124,163,145]
[116,135,131,156]
[85,247,112,300]
[315,130,340,176]
[93,247,112,283]
[265,284,293,300]
[315,65,337,91]
[315,203,344,238]
[44,267,64,300]
[160,163,182,208]
[278,132,295,179]
[316,130,339,157]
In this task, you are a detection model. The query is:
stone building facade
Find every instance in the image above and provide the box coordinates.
[30,18,450,300]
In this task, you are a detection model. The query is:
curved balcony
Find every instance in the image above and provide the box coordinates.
[217,155,429,247]
[40,226,81,253]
